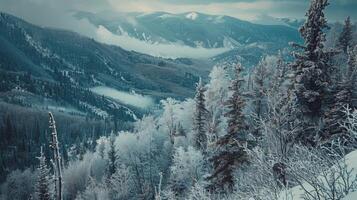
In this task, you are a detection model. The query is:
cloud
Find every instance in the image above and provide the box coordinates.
[0,0,356,59]
[95,25,230,58]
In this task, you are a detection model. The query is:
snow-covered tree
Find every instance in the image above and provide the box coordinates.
[1,169,37,200]
[76,177,109,200]
[251,57,270,119]
[338,16,353,53]
[169,146,205,196]
[323,46,357,144]
[36,148,52,200]
[187,182,212,200]
[159,98,179,144]
[205,66,230,143]
[193,78,208,152]
[269,53,290,96]
[250,56,277,140]
[291,0,333,118]
[107,132,117,177]
[108,164,133,199]
[341,106,357,139]
[209,63,250,192]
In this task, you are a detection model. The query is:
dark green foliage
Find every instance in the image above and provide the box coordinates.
[107,133,117,177]
[209,64,249,192]
[35,148,51,200]
[193,79,208,152]
[292,0,332,117]
[338,16,353,53]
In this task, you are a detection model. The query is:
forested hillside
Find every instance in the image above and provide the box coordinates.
[0,0,357,200]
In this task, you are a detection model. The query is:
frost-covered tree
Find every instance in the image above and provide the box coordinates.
[193,78,208,152]
[107,133,117,177]
[323,46,357,144]
[251,57,270,118]
[36,148,52,200]
[187,182,212,200]
[108,164,133,199]
[159,98,179,144]
[1,169,37,200]
[291,0,333,118]
[250,56,276,140]
[347,46,357,107]
[338,16,353,53]
[209,63,249,192]
[169,146,205,196]
[205,66,230,143]
[269,53,289,95]
[76,177,109,200]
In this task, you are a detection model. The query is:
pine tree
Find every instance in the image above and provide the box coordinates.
[107,133,117,177]
[193,78,208,152]
[251,57,271,140]
[252,57,269,118]
[292,0,334,116]
[323,46,357,144]
[338,16,353,54]
[208,63,249,192]
[36,147,51,200]
[270,53,289,95]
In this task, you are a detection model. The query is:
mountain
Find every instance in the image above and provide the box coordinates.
[74,11,302,50]
[0,12,209,121]
[252,14,304,29]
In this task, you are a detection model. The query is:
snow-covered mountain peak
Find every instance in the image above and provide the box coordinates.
[186,12,199,20]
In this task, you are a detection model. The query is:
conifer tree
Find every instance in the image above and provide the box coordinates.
[323,46,357,143]
[290,0,339,145]
[251,57,271,140]
[193,78,208,152]
[291,0,333,118]
[36,147,51,200]
[209,63,249,192]
[107,133,117,177]
[252,57,269,118]
[338,16,353,54]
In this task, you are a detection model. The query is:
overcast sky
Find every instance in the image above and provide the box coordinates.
[0,0,356,28]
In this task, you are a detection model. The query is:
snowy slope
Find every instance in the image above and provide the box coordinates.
[280,150,357,200]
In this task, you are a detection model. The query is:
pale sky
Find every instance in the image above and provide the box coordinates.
[0,0,356,27]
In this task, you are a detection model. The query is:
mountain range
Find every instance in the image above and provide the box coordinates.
[0,11,303,122]
[74,11,302,50]
[0,12,209,121]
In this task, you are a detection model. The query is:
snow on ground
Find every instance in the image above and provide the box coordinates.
[279,150,357,200]
[91,86,155,109]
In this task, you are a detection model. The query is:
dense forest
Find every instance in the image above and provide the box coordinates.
[1,0,357,199]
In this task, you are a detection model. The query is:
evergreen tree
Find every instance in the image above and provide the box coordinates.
[323,46,357,144]
[338,16,353,54]
[252,57,269,118]
[270,53,289,95]
[209,63,249,192]
[36,148,51,200]
[193,78,208,152]
[292,0,332,116]
[107,133,117,177]
[251,57,271,140]
[291,0,337,144]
